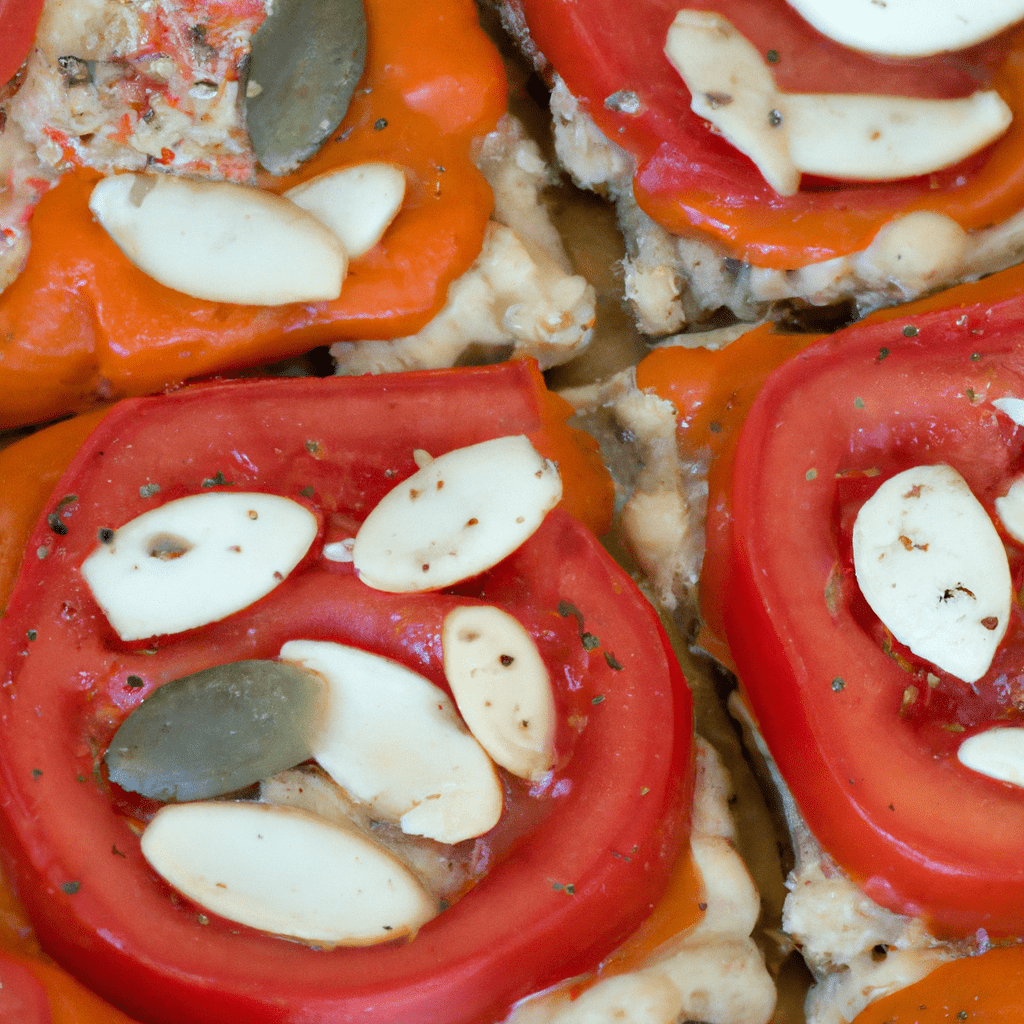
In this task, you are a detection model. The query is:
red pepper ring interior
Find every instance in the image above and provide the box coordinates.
[0,365,693,1024]
[725,303,1024,937]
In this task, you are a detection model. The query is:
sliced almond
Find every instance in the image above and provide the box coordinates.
[784,0,1024,58]
[89,172,347,305]
[280,640,503,844]
[853,464,1011,683]
[665,10,796,195]
[958,726,1024,787]
[665,11,1012,196]
[284,163,406,258]
[141,801,437,945]
[352,435,562,593]
[996,476,1024,543]
[81,492,317,640]
[442,605,556,781]
[784,91,1011,182]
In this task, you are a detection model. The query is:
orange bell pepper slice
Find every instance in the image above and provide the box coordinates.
[852,946,1024,1024]
[0,0,507,429]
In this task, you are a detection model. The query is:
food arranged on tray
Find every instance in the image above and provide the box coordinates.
[6,0,1024,1022]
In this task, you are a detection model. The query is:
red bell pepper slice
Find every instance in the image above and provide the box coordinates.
[0,361,691,1024]
[0,0,507,430]
[508,0,1024,268]
[723,298,1024,937]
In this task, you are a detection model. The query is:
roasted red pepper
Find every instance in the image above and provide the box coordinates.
[0,0,506,429]
[720,301,1024,937]
[509,0,1024,268]
[0,360,691,1024]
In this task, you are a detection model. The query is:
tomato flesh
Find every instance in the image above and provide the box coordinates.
[726,300,1024,936]
[0,0,42,84]
[0,365,692,1024]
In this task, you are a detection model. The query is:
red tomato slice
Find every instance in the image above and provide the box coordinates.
[0,0,42,84]
[0,365,692,1024]
[0,949,51,1024]
[725,299,1024,937]
[509,0,1024,267]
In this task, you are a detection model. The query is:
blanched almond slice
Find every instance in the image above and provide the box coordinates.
[81,492,317,640]
[664,11,1012,197]
[996,476,1024,543]
[958,726,1024,787]
[784,0,1024,58]
[280,640,503,844]
[352,436,562,593]
[141,801,437,944]
[442,605,556,781]
[284,163,406,258]
[89,172,347,305]
[665,10,796,195]
[853,465,1011,683]
[784,91,1012,183]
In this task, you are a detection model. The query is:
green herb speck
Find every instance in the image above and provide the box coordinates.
[201,471,231,488]
[766,48,780,63]
[552,882,576,895]
[61,881,81,895]
[878,347,890,360]
[805,468,817,481]
[591,694,606,705]
[831,676,845,692]
[26,629,36,641]
[966,387,977,402]
[558,601,584,628]
[902,325,919,338]
[854,397,864,409]
[139,483,161,498]
[126,675,145,689]
[971,352,982,361]
[299,485,314,498]
[46,512,68,536]
[580,632,600,651]
[604,651,624,671]
[31,768,42,779]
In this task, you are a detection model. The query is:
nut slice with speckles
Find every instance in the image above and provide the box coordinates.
[442,604,556,781]
[141,801,437,945]
[281,640,503,844]
[81,492,318,640]
[352,435,562,593]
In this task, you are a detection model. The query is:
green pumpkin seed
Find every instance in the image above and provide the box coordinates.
[245,0,367,175]
[105,660,323,802]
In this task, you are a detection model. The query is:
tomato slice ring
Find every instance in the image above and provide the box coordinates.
[511,0,1024,268]
[725,300,1024,936]
[0,365,691,1024]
